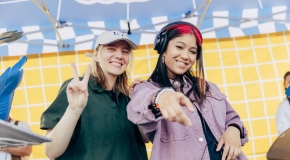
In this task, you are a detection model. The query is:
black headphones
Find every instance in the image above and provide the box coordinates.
[153,21,202,54]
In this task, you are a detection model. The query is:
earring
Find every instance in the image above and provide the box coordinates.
[162,55,165,64]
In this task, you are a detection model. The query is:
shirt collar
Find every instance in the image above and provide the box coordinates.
[169,76,190,91]
[88,77,105,92]
[88,76,120,95]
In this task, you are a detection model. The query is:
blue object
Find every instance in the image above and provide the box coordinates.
[286,86,290,97]
[0,56,27,121]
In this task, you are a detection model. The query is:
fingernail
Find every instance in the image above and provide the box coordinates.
[186,121,192,126]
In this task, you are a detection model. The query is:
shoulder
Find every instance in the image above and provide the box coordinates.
[58,78,74,91]
[135,80,160,90]
[278,99,290,109]
[276,99,290,118]
[63,78,73,84]
[58,77,87,92]
[205,81,227,99]
[61,77,87,86]
[206,80,223,94]
[206,81,220,91]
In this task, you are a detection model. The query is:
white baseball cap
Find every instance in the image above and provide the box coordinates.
[94,30,137,50]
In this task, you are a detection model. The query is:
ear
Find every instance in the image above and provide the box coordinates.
[163,51,168,57]
[93,50,99,62]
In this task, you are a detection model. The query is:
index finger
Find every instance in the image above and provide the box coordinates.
[216,137,224,151]
[170,101,192,126]
[82,64,91,83]
[180,96,194,113]
[71,62,79,80]
[178,110,192,126]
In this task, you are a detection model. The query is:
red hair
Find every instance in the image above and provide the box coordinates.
[166,24,202,46]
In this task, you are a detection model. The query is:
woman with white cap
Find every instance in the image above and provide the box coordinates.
[40,31,148,160]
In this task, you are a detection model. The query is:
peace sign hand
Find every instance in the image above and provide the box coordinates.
[66,63,91,111]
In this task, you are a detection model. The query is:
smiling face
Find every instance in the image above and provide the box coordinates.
[163,34,197,78]
[94,40,130,78]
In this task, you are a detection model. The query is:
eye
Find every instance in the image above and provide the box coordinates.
[122,50,129,54]
[176,45,183,49]
[190,50,197,54]
[108,47,115,51]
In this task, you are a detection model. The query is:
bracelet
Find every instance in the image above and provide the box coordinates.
[154,88,175,105]
[149,88,174,114]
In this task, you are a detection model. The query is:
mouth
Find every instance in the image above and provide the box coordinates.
[175,60,188,66]
[110,61,123,67]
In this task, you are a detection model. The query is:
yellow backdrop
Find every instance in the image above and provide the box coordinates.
[2,31,290,160]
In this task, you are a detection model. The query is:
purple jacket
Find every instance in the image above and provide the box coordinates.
[127,79,248,160]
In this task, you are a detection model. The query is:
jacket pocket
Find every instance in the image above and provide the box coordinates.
[160,119,189,142]
[206,91,227,131]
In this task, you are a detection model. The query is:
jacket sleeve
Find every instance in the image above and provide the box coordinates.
[224,99,249,146]
[276,100,290,135]
[127,81,163,134]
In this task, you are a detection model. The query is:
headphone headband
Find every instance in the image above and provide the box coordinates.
[153,21,202,54]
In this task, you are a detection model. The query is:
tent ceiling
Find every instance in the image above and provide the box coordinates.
[0,0,290,56]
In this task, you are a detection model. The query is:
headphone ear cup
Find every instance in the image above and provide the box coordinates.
[154,36,161,53]
[159,33,167,54]
[154,30,167,54]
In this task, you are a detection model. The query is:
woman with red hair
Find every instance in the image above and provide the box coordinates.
[127,21,248,160]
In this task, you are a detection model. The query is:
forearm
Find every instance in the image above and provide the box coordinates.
[4,146,32,157]
[127,84,160,123]
[45,106,82,159]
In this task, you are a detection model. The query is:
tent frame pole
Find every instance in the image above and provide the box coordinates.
[201,10,290,34]
[31,0,66,47]
[18,1,290,47]
[131,0,210,32]
[197,0,212,27]
[69,25,159,34]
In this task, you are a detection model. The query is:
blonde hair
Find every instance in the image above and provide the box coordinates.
[90,45,134,96]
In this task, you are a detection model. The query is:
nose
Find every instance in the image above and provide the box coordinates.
[180,50,189,60]
[114,49,123,60]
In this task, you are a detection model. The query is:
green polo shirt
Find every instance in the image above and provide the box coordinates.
[40,77,148,160]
